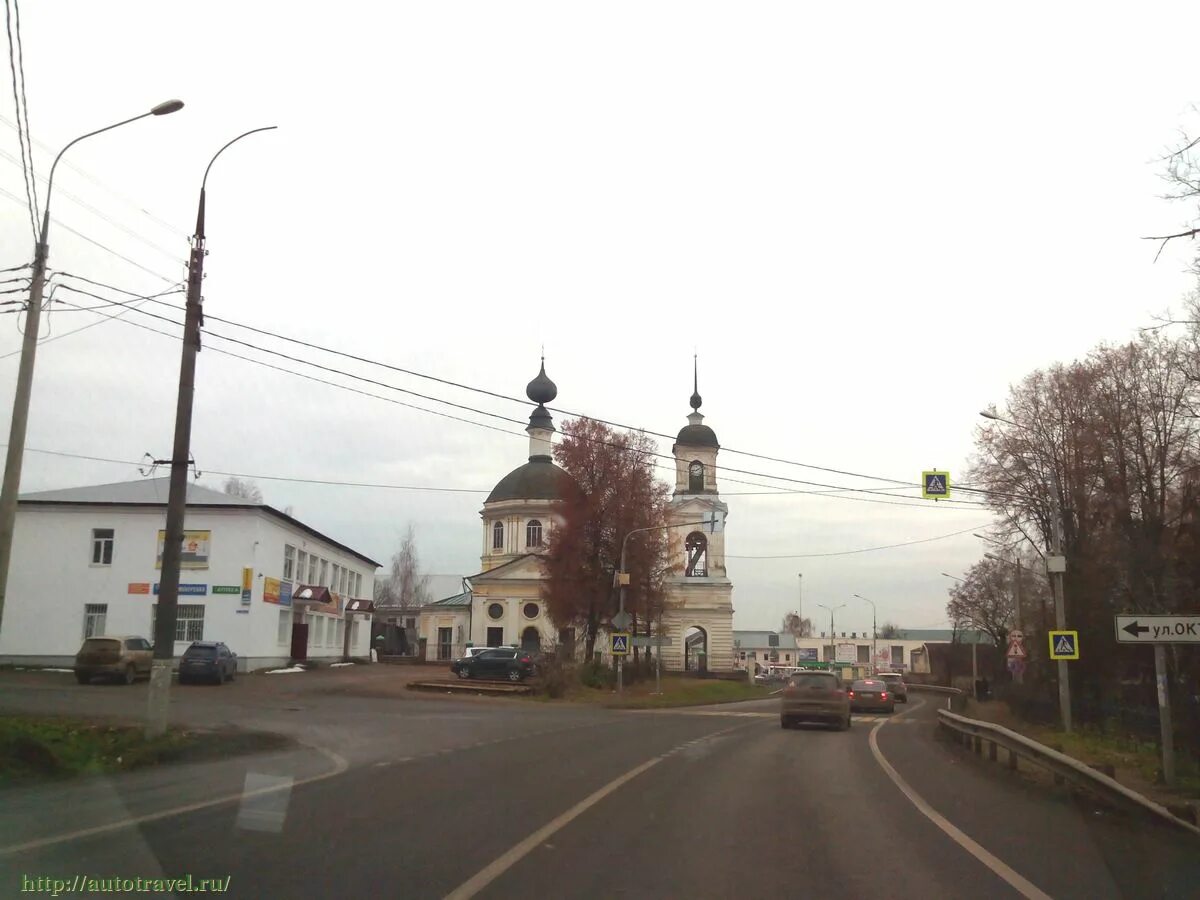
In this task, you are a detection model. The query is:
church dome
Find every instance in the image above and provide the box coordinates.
[486,458,575,504]
[526,360,557,405]
[675,421,719,449]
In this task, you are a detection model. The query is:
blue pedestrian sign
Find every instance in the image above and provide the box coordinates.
[611,632,631,656]
[922,470,951,500]
[1048,630,1079,660]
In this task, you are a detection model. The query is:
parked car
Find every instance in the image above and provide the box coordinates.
[848,678,895,713]
[451,647,536,682]
[463,646,496,659]
[780,671,851,730]
[178,641,238,685]
[74,635,153,685]
[876,672,908,703]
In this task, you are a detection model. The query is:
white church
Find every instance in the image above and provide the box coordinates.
[417,360,734,671]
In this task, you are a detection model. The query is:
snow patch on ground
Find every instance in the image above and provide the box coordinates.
[330,662,355,668]
[264,666,306,675]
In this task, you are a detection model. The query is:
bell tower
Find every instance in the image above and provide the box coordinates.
[660,358,733,672]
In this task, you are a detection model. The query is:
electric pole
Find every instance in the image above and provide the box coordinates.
[146,126,276,737]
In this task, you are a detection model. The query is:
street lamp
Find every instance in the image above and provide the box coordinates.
[146,125,276,737]
[0,100,185,635]
[817,603,845,669]
[979,408,1071,731]
[941,572,964,582]
[853,594,877,673]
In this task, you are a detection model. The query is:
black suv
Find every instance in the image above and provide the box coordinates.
[450,647,536,682]
[178,641,238,685]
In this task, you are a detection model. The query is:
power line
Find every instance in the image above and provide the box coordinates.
[0,186,179,284]
[46,288,994,511]
[725,524,988,559]
[0,112,188,240]
[55,274,996,505]
[4,0,36,240]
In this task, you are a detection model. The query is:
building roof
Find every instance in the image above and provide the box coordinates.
[485,459,574,504]
[428,590,472,607]
[20,478,242,505]
[19,477,381,567]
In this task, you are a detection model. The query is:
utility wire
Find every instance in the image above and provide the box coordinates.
[725,524,988,559]
[41,295,987,512]
[53,274,998,505]
[0,111,187,240]
[44,285,995,511]
[4,0,37,240]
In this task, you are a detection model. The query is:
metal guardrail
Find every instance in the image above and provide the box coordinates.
[936,707,1200,837]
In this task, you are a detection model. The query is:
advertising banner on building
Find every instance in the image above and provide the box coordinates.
[835,642,857,664]
[263,577,281,604]
[241,567,254,605]
[797,647,819,661]
[156,530,211,570]
[279,580,293,608]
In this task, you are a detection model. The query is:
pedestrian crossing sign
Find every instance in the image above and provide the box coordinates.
[1048,630,1079,660]
[922,470,951,500]
[611,632,630,656]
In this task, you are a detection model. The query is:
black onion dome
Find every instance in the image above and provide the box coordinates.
[486,459,575,503]
[675,422,719,448]
[526,360,557,405]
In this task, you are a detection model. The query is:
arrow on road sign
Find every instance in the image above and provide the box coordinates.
[1114,614,1200,643]
[1122,620,1150,638]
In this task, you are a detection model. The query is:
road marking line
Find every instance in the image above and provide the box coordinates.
[0,744,349,857]
[868,702,1052,900]
[443,723,749,900]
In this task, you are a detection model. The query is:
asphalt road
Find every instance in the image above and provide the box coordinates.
[1,671,1197,899]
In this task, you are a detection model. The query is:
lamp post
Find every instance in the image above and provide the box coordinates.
[817,603,845,670]
[853,594,877,673]
[980,409,1071,731]
[146,126,276,737]
[0,100,184,636]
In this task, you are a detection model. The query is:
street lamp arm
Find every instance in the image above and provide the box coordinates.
[196,126,278,238]
[43,102,185,248]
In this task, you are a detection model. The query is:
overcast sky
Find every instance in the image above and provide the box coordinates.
[2,2,1198,634]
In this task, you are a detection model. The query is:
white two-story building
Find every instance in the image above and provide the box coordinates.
[0,478,379,670]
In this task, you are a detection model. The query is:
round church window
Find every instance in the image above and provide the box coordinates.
[487,602,505,620]
[523,602,539,620]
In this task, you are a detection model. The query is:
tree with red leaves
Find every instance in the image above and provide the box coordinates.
[539,418,671,659]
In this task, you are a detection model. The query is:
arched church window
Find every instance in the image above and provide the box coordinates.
[526,519,543,548]
[492,521,504,550]
[684,532,708,577]
[688,460,705,492]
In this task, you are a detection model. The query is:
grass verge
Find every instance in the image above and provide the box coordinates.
[0,715,293,787]
[963,699,1200,801]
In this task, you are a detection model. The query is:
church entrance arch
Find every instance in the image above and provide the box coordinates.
[521,626,541,654]
[684,625,708,673]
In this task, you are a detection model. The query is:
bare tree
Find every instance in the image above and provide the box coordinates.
[781,611,813,638]
[877,622,902,640]
[374,524,432,610]
[945,557,1015,650]
[1145,115,1200,268]
[223,476,263,503]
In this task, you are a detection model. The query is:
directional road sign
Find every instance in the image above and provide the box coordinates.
[631,635,675,648]
[611,611,633,631]
[1048,630,1079,660]
[611,632,630,655]
[922,470,951,500]
[1115,615,1200,644]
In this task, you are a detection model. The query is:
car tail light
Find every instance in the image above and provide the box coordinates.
[880,691,888,700]
[847,690,855,699]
